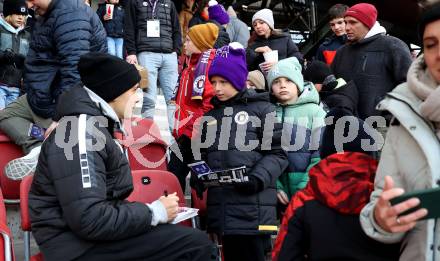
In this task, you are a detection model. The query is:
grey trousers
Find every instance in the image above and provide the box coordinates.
[0,95,52,154]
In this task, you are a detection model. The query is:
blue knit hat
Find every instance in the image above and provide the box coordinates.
[208,42,248,91]
[208,0,230,25]
[267,57,304,93]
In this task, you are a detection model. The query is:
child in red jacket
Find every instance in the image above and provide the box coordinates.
[169,23,219,189]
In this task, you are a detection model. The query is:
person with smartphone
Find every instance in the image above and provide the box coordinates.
[360,3,440,261]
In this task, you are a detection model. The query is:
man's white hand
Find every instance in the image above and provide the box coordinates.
[373,176,428,233]
[159,192,179,222]
[126,55,138,65]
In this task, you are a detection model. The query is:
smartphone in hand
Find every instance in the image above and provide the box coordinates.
[390,187,440,220]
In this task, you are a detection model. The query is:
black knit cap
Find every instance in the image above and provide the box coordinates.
[418,2,440,42]
[78,52,141,102]
[3,0,28,17]
[304,60,332,84]
[320,108,378,159]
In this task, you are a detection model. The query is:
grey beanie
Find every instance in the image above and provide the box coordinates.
[252,9,274,30]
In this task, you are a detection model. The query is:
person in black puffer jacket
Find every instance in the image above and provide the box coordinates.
[30,53,214,261]
[192,43,288,261]
[246,9,303,76]
[0,0,107,181]
[97,0,125,58]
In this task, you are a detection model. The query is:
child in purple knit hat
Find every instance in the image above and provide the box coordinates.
[208,0,229,25]
[192,42,288,261]
[208,42,248,97]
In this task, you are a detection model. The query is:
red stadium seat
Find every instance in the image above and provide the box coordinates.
[127,170,192,227]
[0,131,23,203]
[20,175,43,261]
[121,118,168,171]
[0,188,14,261]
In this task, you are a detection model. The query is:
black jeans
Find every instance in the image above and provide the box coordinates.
[222,234,271,261]
[74,224,215,261]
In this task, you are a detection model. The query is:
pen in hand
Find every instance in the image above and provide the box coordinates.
[164,190,168,197]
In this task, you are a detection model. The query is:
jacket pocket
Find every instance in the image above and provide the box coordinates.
[361,51,384,76]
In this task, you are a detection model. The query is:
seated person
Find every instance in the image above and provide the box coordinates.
[29,53,214,261]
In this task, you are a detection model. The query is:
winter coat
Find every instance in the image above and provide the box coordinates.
[274,83,325,199]
[208,20,230,49]
[97,3,125,38]
[29,86,153,261]
[24,0,107,119]
[274,153,401,261]
[276,122,320,199]
[360,55,440,261]
[198,89,288,235]
[247,31,303,72]
[275,82,326,129]
[226,17,250,48]
[0,17,31,88]
[320,79,359,115]
[174,50,216,139]
[188,13,208,28]
[186,17,230,49]
[331,22,412,120]
[124,0,182,55]
[315,34,346,65]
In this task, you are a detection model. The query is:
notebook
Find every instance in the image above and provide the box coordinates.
[171,207,199,224]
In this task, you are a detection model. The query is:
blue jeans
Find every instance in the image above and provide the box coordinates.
[137,51,178,131]
[0,85,20,110]
[107,37,124,59]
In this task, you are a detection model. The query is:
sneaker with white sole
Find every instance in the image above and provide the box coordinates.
[4,146,41,180]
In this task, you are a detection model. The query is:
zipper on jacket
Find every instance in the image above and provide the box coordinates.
[281,106,286,125]
[361,55,368,71]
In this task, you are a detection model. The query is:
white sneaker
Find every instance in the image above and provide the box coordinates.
[4,146,41,180]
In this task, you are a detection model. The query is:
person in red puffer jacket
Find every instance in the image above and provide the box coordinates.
[169,23,219,190]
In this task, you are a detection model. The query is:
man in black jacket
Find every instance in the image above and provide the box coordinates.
[29,52,214,261]
[331,3,412,121]
[0,0,107,180]
[124,0,181,133]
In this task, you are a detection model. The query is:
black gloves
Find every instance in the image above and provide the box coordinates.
[0,50,25,67]
[190,172,206,200]
[234,176,263,195]
[191,172,264,197]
